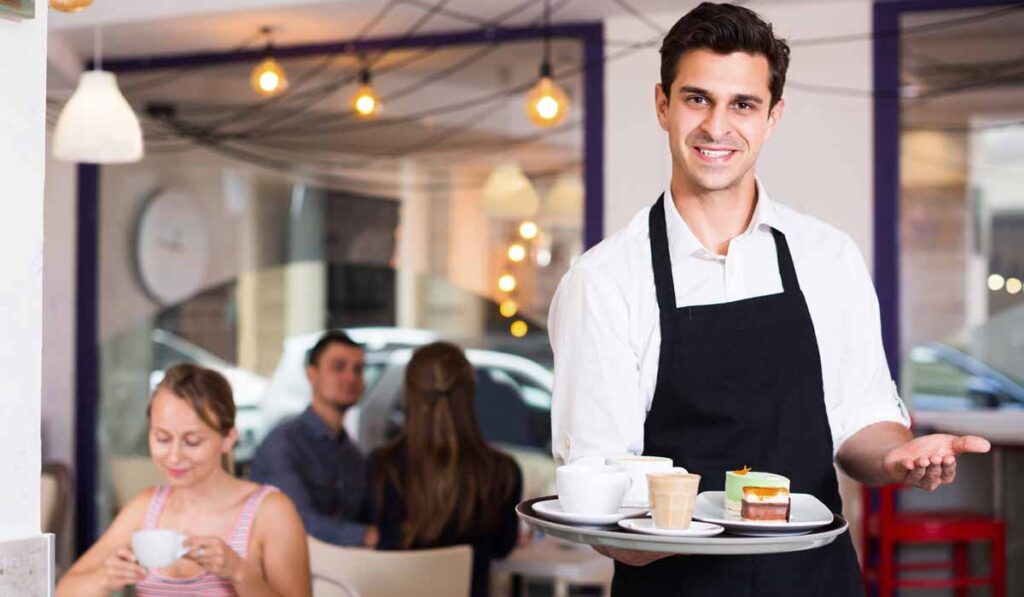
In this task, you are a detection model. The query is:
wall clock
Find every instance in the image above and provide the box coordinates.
[134,189,209,306]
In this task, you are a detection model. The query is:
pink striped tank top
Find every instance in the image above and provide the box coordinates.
[135,484,277,597]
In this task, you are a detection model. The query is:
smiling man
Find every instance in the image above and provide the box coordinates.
[250,330,378,548]
[548,3,990,595]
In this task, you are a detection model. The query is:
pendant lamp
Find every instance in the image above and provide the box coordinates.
[543,172,584,226]
[53,27,143,163]
[480,163,540,220]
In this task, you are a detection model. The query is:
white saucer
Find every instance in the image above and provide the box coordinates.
[617,519,724,537]
[693,491,834,536]
[532,498,648,525]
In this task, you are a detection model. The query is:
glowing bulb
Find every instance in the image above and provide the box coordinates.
[508,243,526,262]
[988,274,1006,291]
[525,75,569,128]
[351,69,381,117]
[500,300,518,318]
[536,247,552,267]
[510,320,529,338]
[498,274,517,293]
[250,56,288,97]
[1007,278,1022,295]
[519,221,538,240]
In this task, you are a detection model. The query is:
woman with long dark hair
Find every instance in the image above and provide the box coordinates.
[369,342,522,597]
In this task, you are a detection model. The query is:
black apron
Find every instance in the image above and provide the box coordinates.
[611,196,863,596]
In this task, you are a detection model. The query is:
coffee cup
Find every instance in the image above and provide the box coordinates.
[555,464,632,515]
[646,471,701,530]
[605,455,687,508]
[131,529,189,569]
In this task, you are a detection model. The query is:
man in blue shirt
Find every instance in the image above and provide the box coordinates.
[250,330,378,547]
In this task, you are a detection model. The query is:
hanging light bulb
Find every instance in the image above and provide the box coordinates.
[988,274,1006,292]
[519,221,539,240]
[510,320,529,338]
[498,274,517,293]
[526,62,570,127]
[499,300,518,318]
[525,0,569,128]
[50,0,93,12]
[53,26,143,163]
[508,243,527,262]
[352,68,381,118]
[250,27,288,97]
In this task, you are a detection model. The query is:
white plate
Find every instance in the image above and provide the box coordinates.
[693,491,834,535]
[618,519,724,537]
[533,498,648,525]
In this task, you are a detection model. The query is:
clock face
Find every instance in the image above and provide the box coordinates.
[135,189,210,306]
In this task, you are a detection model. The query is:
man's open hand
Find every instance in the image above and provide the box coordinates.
[883,434,990,491]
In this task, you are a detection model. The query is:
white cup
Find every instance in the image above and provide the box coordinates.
[555,464,632,515]
[605,455,687,508]
[131,529,189,569]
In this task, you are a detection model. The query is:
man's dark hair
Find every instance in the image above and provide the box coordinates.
[307,330,362,366]
[660,2,790,108]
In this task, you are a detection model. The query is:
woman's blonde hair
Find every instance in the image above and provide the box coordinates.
[147,363,236,473]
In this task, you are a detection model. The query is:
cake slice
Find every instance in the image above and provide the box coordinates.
[724,467,790,516]
[741,486,791,522]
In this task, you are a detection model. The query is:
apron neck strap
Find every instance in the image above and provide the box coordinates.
[648,195,802,313]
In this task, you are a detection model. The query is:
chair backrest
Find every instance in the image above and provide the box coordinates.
[311,575,360,597]
[110,456,163,510]
[307,537,472,597]
[41,462,72,534]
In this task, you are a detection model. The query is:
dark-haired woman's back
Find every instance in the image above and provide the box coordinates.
[368,341,523,597]
[369,443,522,597]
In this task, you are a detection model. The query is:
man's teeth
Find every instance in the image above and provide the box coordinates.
[700,149,732,158]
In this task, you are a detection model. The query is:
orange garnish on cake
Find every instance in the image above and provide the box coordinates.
[733,465,751,476]
[742,486,789,498]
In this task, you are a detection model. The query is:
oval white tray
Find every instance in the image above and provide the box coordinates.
[517,496,849,556]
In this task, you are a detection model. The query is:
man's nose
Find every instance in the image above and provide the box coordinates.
[699,105,731,141]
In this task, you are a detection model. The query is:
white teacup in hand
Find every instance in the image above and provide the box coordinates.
[131,529,189,569]
[556,464,632,515]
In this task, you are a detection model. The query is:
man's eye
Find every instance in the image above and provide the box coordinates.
[735,102,753,110]
[687,96,707,105]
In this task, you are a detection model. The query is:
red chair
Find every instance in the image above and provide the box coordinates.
[860,484,1006,596]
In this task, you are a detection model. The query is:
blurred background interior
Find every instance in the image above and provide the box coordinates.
[31,0,1024,595]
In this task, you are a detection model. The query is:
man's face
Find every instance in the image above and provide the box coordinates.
[655,49,784,193]
[306,343,366,412]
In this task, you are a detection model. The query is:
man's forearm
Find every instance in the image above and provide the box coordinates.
[836,421,913,485]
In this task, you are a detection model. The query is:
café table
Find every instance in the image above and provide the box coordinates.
[492,534,613,597]
[911,409,1024,517]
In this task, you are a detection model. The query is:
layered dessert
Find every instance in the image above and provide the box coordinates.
[741,486,791,521]
[724,466,790,519]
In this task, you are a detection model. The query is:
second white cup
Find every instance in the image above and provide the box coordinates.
[605,455,687,508]
[555,464,632,515]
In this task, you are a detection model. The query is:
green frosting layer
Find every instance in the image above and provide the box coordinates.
[725,471,790,503]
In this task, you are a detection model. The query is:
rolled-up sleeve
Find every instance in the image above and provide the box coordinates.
[549,264,646,465]
[828,238,911,457]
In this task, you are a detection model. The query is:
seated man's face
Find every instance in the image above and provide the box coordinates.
[307,343,366,413]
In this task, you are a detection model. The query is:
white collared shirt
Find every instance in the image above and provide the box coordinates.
[548,180,910,464]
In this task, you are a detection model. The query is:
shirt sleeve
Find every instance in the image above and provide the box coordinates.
[829,237,911,457]
[249,433,369,547]
[549,264,647,465]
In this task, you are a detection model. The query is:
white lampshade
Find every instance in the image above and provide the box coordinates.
[480,163,540,219]
[543,172,584,227]
[53,70,144,164]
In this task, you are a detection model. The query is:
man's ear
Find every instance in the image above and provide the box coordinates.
[655,83,671,133]
[764,97,785,141]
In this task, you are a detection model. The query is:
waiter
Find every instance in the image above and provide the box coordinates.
[548,3,990,596]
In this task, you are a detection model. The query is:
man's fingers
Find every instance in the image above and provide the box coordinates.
[922,463,942,490]
[951,435,991,455]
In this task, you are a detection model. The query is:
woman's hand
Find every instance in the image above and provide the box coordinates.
[101,547,148,590]
[185,536,247,583]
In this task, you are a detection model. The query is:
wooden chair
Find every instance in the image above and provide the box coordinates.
[861,484,1006,597]
[307,536,472,597]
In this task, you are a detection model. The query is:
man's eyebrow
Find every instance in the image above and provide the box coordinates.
[678,86,765,106]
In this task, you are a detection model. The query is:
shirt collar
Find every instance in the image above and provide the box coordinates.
[662,177,785,261]
[299,406,349,444]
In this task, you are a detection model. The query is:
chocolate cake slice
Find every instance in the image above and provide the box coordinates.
[740,486,791,522]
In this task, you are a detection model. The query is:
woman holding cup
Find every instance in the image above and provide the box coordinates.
[57,364,311,597]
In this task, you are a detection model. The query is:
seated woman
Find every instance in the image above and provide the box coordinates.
[57,363,311,597]
[370,342,523,597]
